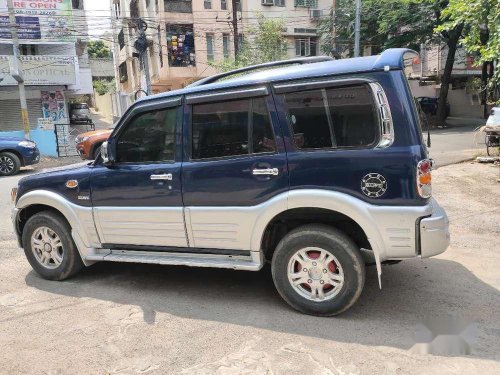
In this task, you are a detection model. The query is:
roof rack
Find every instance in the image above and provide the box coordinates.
[187,56,334,87]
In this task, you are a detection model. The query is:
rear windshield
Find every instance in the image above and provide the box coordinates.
[71,104,89,109]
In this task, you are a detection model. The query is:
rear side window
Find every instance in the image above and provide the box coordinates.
[116,108,177,163]
[283,84,378,149]
[191,97,276,160]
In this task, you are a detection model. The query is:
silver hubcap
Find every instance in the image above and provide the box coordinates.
[287,247,345,302]
[31,227,64,269]
[0,156,15,174]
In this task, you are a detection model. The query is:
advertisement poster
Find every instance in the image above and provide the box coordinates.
[0,0,75,42]
[41,90,68,124]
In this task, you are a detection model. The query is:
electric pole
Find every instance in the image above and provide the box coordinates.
[231,0,239,59]
[354,0,361,57]
[7,0,30,139]
[135,19,151,95]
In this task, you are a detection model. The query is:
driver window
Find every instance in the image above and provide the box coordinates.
[116,107,177,163]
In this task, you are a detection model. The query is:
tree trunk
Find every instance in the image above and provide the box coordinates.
[437,24,464,125]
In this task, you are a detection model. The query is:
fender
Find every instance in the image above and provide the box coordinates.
[250,189,434,287]
[15,189,101,265]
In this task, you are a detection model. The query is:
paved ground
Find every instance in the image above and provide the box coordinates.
[0,161,499,374]
[429,117,488,167]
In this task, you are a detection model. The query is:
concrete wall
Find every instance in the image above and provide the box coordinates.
[409,80,437,98]
[447,89,483,118]
[93,90,114,121]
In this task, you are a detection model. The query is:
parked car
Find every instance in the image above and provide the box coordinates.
[11,49,450,316]
[0,137,39,176]
[70,103,92,124]
[75,128,113,160]
[416,96,450,117]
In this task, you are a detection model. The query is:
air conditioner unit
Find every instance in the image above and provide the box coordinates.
[311,9,322,19]
[262,0,274,6]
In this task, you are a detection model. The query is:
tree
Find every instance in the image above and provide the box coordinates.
[437,0,499,110]
[87,40,111,59]
[211,15,288,72]
[93,79,115,96]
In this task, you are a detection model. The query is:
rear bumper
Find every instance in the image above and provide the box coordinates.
[419,200,450,258]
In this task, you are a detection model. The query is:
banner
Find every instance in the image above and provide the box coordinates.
[0,55,76,85]
[41,89,68,124]
[0,0,75,42]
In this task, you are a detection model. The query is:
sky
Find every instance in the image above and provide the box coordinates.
[83,0,112,38]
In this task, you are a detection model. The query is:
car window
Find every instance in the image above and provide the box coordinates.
[284,84,378,149]
[72,104,88,109]
[116,107,177,163]
[191,97,276,160]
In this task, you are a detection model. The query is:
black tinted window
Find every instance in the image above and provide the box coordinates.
[284,84,378,149]
[116,108,176,163]
[192,97,275,159]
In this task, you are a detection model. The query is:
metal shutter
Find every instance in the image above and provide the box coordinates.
[0,99,42,132]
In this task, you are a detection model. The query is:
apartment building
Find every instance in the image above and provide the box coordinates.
[0,0,93,133]
[111,0,329,114]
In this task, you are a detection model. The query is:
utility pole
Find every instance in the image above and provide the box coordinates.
[135,19,151,95]
[354,0,361,58]
[231,0,239,59]
[7,0,30,139]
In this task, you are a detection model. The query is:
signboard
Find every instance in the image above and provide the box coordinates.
[0,55,76,85]
[41,90,68,124]
[37,117,54,130]
[0,0,75,42]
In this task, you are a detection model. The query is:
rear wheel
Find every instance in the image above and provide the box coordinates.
[0,152,21,176]
[22,211,84,280]
[271,224,365,316]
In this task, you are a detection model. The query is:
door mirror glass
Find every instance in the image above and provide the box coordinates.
[101,141,111,165]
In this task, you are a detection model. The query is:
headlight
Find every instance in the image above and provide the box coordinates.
[18,140,36,148]
[78,136,90,143]
[11,187,18,203]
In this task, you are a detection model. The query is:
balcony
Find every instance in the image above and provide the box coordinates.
[164,0,192,13]
[0,55,76,86]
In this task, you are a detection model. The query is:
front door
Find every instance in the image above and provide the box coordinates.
[91,99,187,248]
[181,88,289,250]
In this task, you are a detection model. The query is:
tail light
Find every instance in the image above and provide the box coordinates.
[417,159,433,198]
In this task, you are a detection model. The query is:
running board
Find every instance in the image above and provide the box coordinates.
[85,249,263,271]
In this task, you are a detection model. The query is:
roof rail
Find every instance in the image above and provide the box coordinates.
[187,56,334,87]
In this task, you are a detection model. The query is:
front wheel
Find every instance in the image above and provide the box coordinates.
[271,224,365,316]
[22,211,84,280]
[0,152,21,176]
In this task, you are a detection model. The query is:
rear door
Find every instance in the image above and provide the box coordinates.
[181,86,288,250]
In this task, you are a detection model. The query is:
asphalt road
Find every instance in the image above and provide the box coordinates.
[0,161,499,374]
[428,117,486,167]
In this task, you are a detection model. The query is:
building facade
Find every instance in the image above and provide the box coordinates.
[0,0,93,136]
[110,0,329,116]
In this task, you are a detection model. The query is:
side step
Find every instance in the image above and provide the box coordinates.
[85,249,263,271]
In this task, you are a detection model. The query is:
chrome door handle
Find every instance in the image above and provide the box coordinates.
[150,173,172,181]
[252,168,279,176]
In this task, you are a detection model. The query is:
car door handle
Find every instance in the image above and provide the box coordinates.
[150,173,172,181]
[252,168,279,176]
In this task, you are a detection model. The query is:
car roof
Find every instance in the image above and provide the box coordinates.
[137,48,415,104]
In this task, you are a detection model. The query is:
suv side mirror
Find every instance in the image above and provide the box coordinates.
[101,141,115,166]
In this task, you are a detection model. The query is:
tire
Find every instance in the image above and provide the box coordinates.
[0,151,21,176]
[22,211,84,280]
[271,224,365,316]
[92,144,102,160]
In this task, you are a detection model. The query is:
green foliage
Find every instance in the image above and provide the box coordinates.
[87,40,111,58]
[211,15,288,72]
[93,79,115,96]
[437,0,499,84]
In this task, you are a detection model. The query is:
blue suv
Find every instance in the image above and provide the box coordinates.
[11,49,449,316]
[0,137,40,176]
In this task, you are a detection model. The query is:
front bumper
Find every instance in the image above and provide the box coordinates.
[21,148,40,166]
[419,200,450,258]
